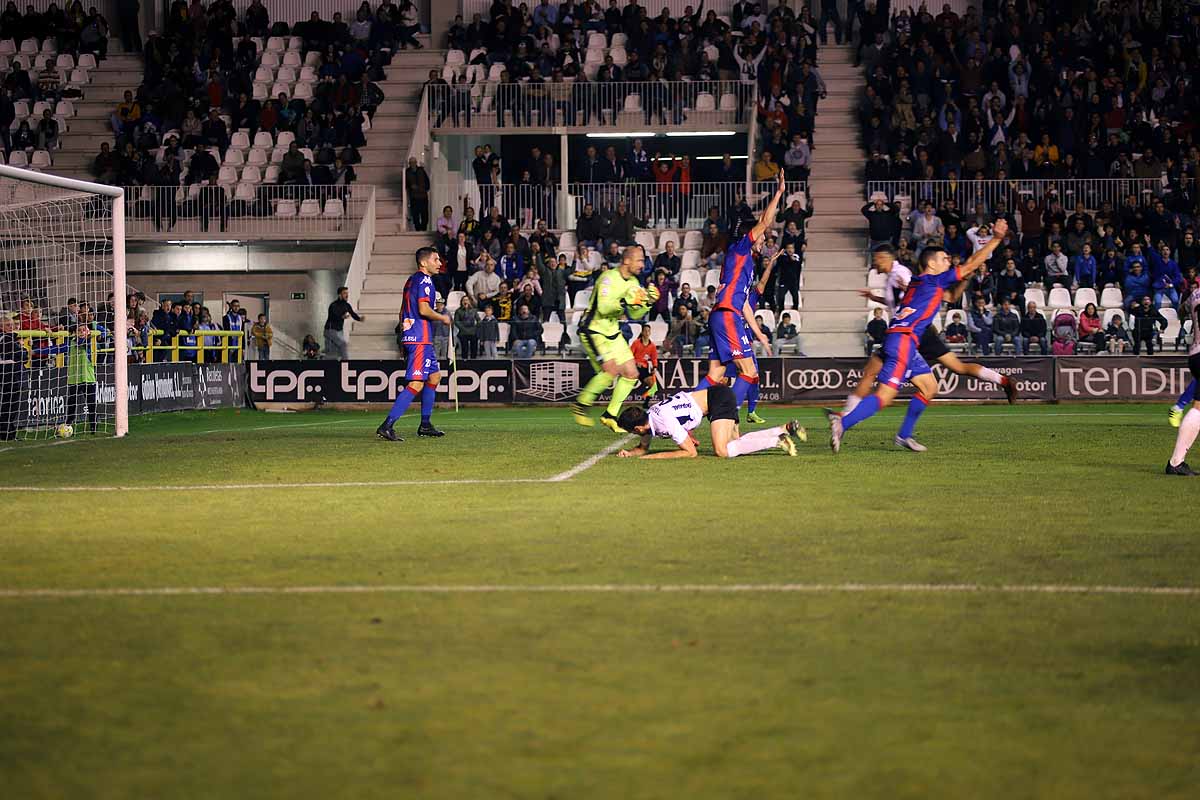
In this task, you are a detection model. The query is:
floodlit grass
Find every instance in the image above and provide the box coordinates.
[1,404,1198,798]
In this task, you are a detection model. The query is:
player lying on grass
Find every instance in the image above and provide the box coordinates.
[1166,282,1200,476]
[615,385,806,459]
[845,243,1017,425]
[376,247,454,442]
[693,171,786,407]
[572,244,658,433]
[826,219,1009,454]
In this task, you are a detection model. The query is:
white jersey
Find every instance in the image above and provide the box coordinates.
[647,391,705,445]
[1186,287,1200,357]
[884,261,913,316]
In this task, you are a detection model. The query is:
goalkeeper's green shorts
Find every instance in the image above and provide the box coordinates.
[581,327,633,368]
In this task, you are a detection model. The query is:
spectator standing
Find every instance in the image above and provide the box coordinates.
[476,304,500,358]
[862,194,901,249]
[406,157,431,230]
[454,295,479,358]
[0,314,21,440]
[251,313,272,360]
[1130,297,1167,355]
[323,286,364,360]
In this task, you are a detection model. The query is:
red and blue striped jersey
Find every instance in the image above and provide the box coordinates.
[714,234,754,312]
[887,266,962,336]
[401,272,435,344]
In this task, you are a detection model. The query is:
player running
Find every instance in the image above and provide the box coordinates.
[615,385,806,459]
[1165,282,1200,475]
[693,172,786,408]
[376,247,453,441]
[826,219,1008,453]
[845,243,1017,423]
[572,244,658,432]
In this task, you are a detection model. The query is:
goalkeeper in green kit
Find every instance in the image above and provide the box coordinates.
[572,244,658,433]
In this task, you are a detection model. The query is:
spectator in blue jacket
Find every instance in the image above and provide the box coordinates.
[1147,241,1183,309]
[1072,243,1097,289]
[1122,261,1151,312]
[1098,248,1122,287]
[1123,243,1148,278]
[498,242,525,283]
[943,222,970,260]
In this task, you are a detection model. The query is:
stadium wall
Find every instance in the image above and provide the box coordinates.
[246,357,1195,405]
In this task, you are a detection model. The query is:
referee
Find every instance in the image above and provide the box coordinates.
[0,313,24,440]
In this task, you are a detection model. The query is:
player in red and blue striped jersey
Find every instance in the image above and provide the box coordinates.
[694,171,785,411]
[826,219,1009,453]
[376,247,454,441]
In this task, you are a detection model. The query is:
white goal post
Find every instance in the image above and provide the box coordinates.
[0,165,127,438]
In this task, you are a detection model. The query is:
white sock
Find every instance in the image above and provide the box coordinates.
[977,366,1005,385]
[844,394,862,413]
[725,426,786,458]
[1170,408,1200,466]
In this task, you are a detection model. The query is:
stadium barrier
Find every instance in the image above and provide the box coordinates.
[864,178,1164,214]
[246,357,1195,405]
[18,362,244,431]
[427,80,753,131]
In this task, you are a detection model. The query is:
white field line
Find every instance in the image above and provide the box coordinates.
[0,583,1197,599]
[9,434,633,492]
[548,435,635,482]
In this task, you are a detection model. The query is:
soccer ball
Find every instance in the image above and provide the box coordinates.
[55,423,74,439]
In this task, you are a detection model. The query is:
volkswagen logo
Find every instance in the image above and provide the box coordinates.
[788,369,845,390]
[933,365,959,394]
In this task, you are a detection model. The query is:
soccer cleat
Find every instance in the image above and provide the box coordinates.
[785,419,808,443]
[1165,461,1197,476]
[1001,376,1018,404]
[417,423,445,437]
[746,411,766,424]
[599,411,627,434]
[375,424,402,442]
[824,408,842,454]
[894,436,928,452]
[776,434,797,457]
[1169,406,1183,428]
[571,402,594,427]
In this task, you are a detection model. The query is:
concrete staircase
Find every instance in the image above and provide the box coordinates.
[349,41,441,358]
[797,44,869,357]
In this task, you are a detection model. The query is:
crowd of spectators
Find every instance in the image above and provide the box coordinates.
[434,0,822,136]
[863,185,1198,355]
[856,1,1200,197]
[90,0,395,225]
[427,147,811,359]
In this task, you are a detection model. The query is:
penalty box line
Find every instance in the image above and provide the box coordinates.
[0,583,1197,599]
[8,436,636,493]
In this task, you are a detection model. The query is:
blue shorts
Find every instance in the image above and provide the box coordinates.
[880,332,930,388]
[709,309,751,363]
[404,342,440,381]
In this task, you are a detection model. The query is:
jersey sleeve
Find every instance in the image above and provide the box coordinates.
[937,268,964,288]
[418,277,434,305]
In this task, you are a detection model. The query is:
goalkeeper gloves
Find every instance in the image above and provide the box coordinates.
[645,285,660,303]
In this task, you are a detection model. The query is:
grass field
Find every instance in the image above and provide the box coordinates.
[2,403,1198,798]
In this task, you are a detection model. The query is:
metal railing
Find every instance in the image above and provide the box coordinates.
[345,189,376,339]
[402,88,432,232]
[119,183,372,239]
[438,179,806,232]
[460,0,734,22]
[427,80,755,131]
[568,180,808,227]
[143,329,245,364]
[866,179,1166,216]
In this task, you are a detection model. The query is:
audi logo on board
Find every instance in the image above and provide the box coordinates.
[786,368,847,391]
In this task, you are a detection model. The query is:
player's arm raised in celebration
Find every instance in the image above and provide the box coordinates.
[955,218,1008,281]
[750,171,788,243]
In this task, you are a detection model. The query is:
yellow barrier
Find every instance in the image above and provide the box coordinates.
[15,329,101,368]
[145,329,245,364]
[14,328,245,365]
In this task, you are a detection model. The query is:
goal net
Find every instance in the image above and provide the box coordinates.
[0,166,127,441]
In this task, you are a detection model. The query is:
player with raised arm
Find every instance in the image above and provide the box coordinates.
[615,385,806,459]
[739,249,778,423]
[826,219,1008,453]
[693,171,786,408]
[376,247,454,441]
[844,242,1017,418]
[1165,282,1200,475]
[571,244,658,432]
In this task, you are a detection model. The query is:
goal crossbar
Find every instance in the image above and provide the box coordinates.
[0,165,128,437]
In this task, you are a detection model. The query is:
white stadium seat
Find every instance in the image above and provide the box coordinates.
[678,269,702,289]
[230,131,250,151]
[217,166,239,185]
[1047,287,1073,309]
[246,148,269,166]
[233,182,257,201]
[1024,286,1046,309]
[223,149,244,166]
[634,230,656,252]
[1073,288,1097,309]
[680,250,701,271]
[322,198,344,217]
[1099,286,1123,308]
[682,230,703,250]
[659,231,680,250]
[76,53,97,70]
[298,199,322,217]
[275,199,297,217]
[240,165,262,184]
[30,149,52,168]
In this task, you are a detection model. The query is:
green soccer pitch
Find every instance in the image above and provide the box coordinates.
[1,404,1198,799]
